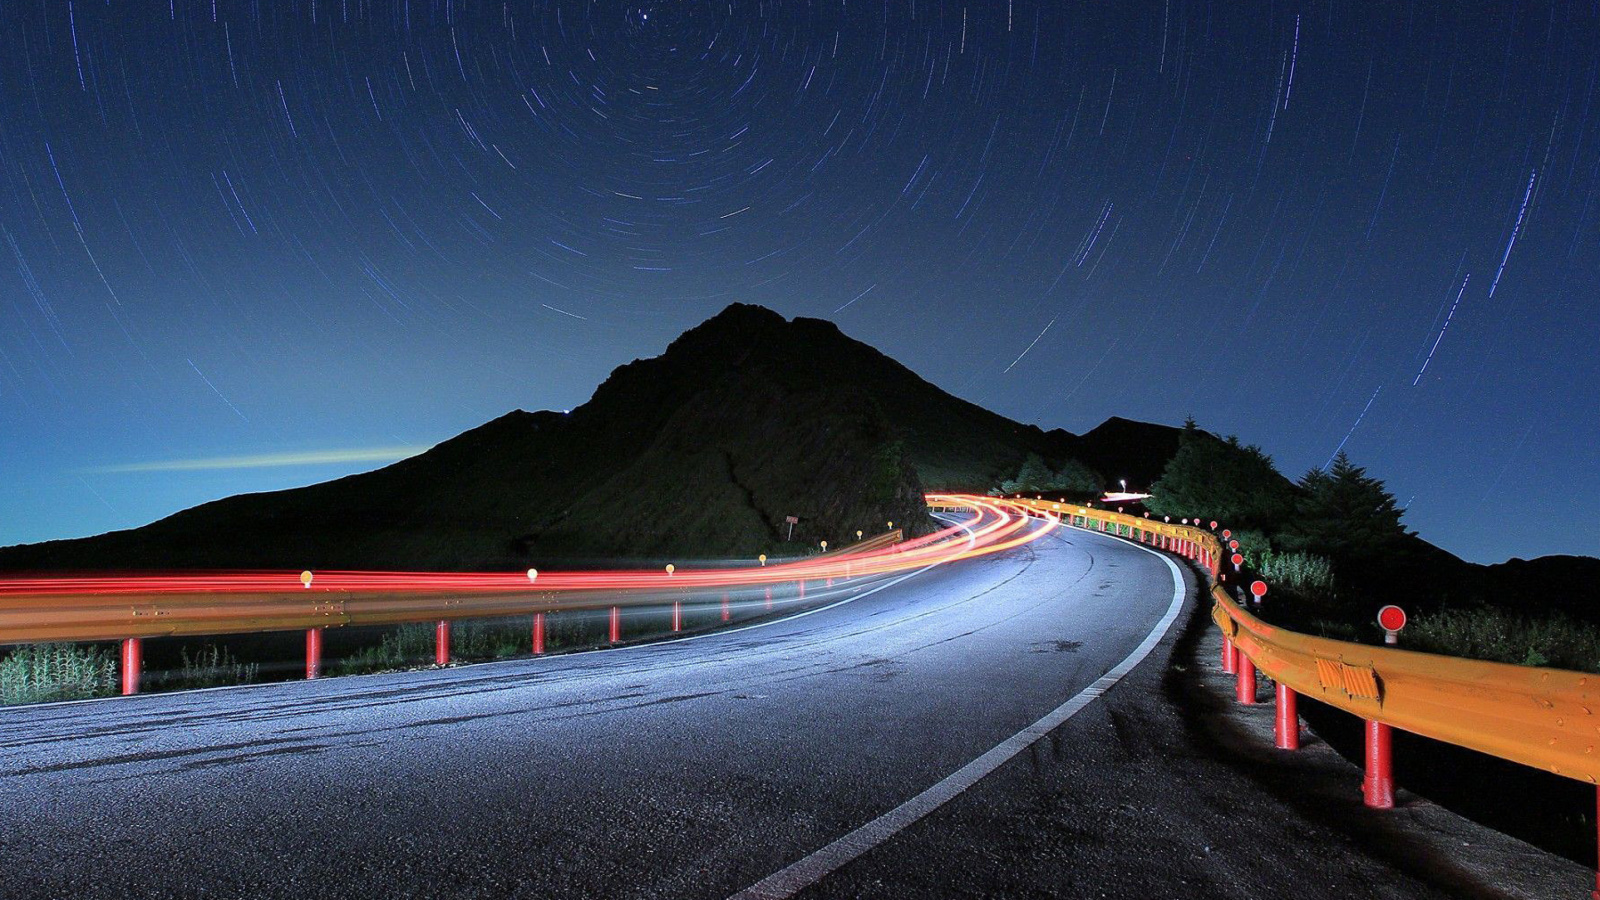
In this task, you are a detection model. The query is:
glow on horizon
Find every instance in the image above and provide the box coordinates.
[81,446,430,474]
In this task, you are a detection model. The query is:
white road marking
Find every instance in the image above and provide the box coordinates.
[728,530,1187,900]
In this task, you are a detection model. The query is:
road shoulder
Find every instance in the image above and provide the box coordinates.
[795,555,1592,899]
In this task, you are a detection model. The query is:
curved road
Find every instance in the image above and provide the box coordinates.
[3,519,1551,899]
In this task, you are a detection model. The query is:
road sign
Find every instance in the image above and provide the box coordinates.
[785,515,798,541]
[1250,581,1268,598]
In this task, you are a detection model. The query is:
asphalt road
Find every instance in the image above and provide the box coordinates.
[0,521,1570,899]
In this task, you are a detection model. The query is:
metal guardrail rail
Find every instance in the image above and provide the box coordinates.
[0,495,1052,693]
[1001,495,1600,897]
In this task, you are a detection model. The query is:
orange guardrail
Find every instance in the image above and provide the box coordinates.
[1210,587,1600,784]
[1000,496,1600,784]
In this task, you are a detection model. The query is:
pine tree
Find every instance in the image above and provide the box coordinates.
[1146,421,1294,528]
[1281,452,1407,560]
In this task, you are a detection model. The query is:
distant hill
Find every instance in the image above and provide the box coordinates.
[0,304,1183,572]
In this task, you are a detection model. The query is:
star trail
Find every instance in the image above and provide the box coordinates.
[0,1,1596,564]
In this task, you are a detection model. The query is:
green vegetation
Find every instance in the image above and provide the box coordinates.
[1280,453,1408,562]
[1145,419,1295,529]
[1148,417,1597,671]
[0,643,118,705]
[145,644,260,692]
[1408,608,1600,673]
[1255,549,1336,604]
[998,453,1102,495]
[334,620,532,675]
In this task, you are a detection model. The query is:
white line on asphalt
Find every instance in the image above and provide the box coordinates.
[728,531,1188,900]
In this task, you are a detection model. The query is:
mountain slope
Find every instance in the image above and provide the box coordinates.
[1,304,1175,571]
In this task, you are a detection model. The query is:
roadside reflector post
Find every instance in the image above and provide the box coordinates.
[533,612,546,655]
[435,620,451,666]
[120,638,142,696]
[1236,652,1257,704]
[609,606,621,643]
[1363,719,1395,808]
[305,627,323,680]
[1250,581,1268,608]
[1274,683,1300,750]
[1378,605,1407,645]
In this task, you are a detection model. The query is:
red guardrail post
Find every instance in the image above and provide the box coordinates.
[798,580,805,599]
[672,600,682,632]
[305,627,323,680]
[721,593,731,622]
[1236,652,1257,704]
[1363,720,1395,808]
[532,612,546,655]
[609,605,621,643]
[120,638,142,696]
[1274,683,1300,750]
[1593,789,1600,900]
[435,620,451,666]
[1222,636,1237,674]
[764,586,773,611]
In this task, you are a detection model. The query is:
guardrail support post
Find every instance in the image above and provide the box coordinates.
[764,586,773,611]
[798,580,805,599]
[672,600,682,632]
[721,593,730,622]
[120,638,142,696]
[609,605,621,643]
[1363,720,1395,808]
[1236,653,1257,704]
[1222,636,1237,674]
[532,612,546,655]
[305,627,323,680]
[435,620,451,666]
[1274,683,1300,749]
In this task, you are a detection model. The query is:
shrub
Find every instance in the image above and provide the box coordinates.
[146,644,260,692]
[0,643,118,705]
[1407,607,1600,673]
[1257,550,1335,600]
[333,619,538,675]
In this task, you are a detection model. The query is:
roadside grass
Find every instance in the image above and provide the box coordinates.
[332,620,533,676]
[145,644,261,692]
[1255,550,1335,603]
[0,643,118,704]
[1407,606,1600,673]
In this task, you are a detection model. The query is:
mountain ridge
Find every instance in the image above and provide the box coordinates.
[0,304,1171,572]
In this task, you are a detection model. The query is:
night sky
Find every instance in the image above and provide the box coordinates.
[1,1,1595,565]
